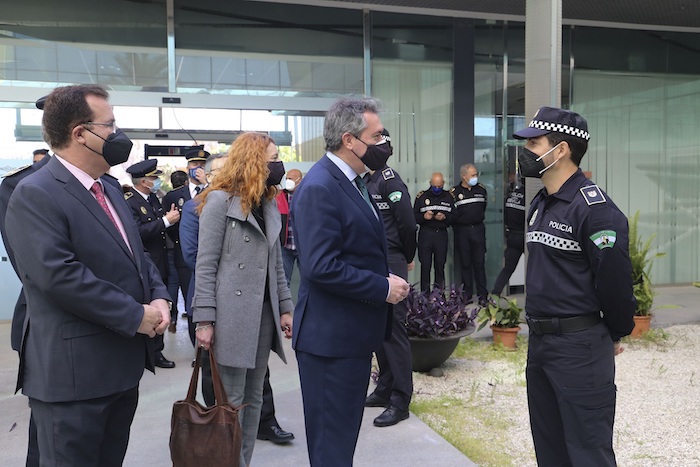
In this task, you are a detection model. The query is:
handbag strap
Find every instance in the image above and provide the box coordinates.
[208,347,230,407]
[184,346,204,402]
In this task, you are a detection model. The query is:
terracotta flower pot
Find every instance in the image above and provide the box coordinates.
[631,315,652,338]
[491,325,520,349]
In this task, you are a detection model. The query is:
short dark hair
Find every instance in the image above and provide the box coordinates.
[33,148,49,156]
[42,84,109,150]
[545,132,588,166]
[170,170,188,189]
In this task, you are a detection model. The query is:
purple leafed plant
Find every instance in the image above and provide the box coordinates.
[405,284,479,339]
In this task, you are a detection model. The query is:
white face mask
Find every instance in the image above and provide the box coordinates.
[468,176,478,187]
[284,179,296,191]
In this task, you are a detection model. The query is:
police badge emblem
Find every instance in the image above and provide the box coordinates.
[178,198,184,207]
[140,206,148,215]
[458,193,464,200]
[529,209,538,226]
[425,199,430,205]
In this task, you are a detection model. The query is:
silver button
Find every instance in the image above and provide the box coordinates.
[231,221,236,228]
[244,236,250,242]
[235,290,242,296]
[238,263,245,269]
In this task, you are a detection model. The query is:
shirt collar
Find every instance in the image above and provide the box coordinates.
[546,168,587,202]
[54,154,100,191]
[326,151,367,182]
[135,187,150,200]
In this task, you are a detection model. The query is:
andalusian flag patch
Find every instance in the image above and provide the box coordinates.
[590,230,616,249]
[388,191,402,203]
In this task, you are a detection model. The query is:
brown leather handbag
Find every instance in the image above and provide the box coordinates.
[170,347,245,467]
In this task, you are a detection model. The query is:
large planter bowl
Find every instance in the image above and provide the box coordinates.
[408,324,475,372]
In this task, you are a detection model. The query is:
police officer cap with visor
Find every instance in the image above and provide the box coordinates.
[514,106,635,467]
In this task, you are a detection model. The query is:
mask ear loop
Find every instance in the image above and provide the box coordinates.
[537,142,562,175]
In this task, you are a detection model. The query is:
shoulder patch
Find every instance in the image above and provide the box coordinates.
[2,164,32,178]
[580,185,606,206]
[388,191,402,203]
[382,168,395,181]
[416,190,424,198]
[590,230,617,249]
[124,192,133,200]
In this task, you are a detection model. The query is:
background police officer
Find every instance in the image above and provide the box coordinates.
[125,158,179,368]
[515,107,635,466]
[491,175,525,296]
[414,172,453,292]
[363,129,417,427]
[451,163,488,304]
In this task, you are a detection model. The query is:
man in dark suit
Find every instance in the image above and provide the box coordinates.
[162,149,208,324]
[124,158,180,368]
[5,84,171,466]
[291,96,409,466]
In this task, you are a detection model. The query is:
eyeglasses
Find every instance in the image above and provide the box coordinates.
[83,121,118,134]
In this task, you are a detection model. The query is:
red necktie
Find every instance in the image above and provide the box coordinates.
[90,182,119,230]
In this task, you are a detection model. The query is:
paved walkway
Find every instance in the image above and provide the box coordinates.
[1,285,698,466]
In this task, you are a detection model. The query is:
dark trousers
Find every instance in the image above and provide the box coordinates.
[26,411,39,467]
[527,322,617,467]
[491,229,525,295]
[281,247,299,286]
[372,252,413,411]
[454,224,487,299]
[30,386,139,467]
[297,351,372,467]
[166,249,191,317]
[417,228,448,292]
[258,366,279,430]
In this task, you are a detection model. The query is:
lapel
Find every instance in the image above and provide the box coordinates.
[46,158,137,266]
[225,193,278,248]
[319,156,384,241]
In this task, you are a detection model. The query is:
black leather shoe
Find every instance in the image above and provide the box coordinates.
[365,393,390,408]
[257,425,295,444]
[155,353,176,369]
[373,405,409,427]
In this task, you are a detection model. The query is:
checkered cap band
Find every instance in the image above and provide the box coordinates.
[529,119,590,141]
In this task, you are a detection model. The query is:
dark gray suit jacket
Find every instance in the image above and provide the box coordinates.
[5,156,169,402]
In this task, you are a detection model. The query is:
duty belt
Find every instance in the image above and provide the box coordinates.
[526,313,602,335]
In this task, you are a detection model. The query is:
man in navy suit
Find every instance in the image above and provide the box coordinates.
[5,84,171,466]
[291,96,410,466]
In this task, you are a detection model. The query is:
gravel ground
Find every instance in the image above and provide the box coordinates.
[412,325,700,466]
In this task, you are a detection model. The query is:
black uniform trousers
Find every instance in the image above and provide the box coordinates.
[454,224,487,299]
[30,385,139,467]
[527,321,617,467]
[372,251,413,411]
[418,227,448,292]
[491,229,525,296]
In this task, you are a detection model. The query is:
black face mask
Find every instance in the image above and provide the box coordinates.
[267,160,286,187]
[352,135,393,171]
[84,128,133,166]
[518,144,560,178]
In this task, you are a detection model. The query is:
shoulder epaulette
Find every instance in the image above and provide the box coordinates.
[124,191,134,200]
[2,164,32,178]
[416,190,424,198]
[477,183,486,189]
[580,185,606,206]
[381,168,395,181]
[449,187,455,194]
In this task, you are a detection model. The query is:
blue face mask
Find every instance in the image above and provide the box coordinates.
[430,186,443,195]
[149,178,162,193]
[468,176,478,187]
[188,166,202,180]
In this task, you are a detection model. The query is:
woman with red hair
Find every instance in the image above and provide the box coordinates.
[192,132,293,466]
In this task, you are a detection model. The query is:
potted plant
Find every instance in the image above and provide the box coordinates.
[404,285,478,372]
[628,211,665,337]
[476,295,522,349]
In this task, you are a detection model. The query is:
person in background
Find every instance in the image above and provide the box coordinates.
[290,96,409,466]
[451,163,488,304]
[163,150,208,324]
[193,133,294,466]
[124,158,179,368]
[5,83,170,466]
[515,106,635,466]
[491,175,525,296]
[363,128,417,428]
[414,172,453,292]
[275,168,303,286]
[170,169,188,190]
[32,148,49,164]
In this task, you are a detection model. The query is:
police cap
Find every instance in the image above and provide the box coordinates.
[513,106,590,141]
[126,159,163,178]
[186,149,210,163]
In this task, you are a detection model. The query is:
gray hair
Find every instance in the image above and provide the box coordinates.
[460,163,477,176]
[204,153,227,173]
[324,96,382,152]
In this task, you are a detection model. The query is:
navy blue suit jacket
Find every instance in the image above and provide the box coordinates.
[291,155,391,358]
[5,156,169,402]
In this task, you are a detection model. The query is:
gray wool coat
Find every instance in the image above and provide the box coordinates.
[192,190,293,369]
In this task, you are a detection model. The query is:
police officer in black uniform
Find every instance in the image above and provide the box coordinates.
[414,172,453,292]
[162,149,209,325]
[491,177,525,295]
[125,158,179,368]
[515,107,635,466]
[363,130,417,427]
[451,163,488,304]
